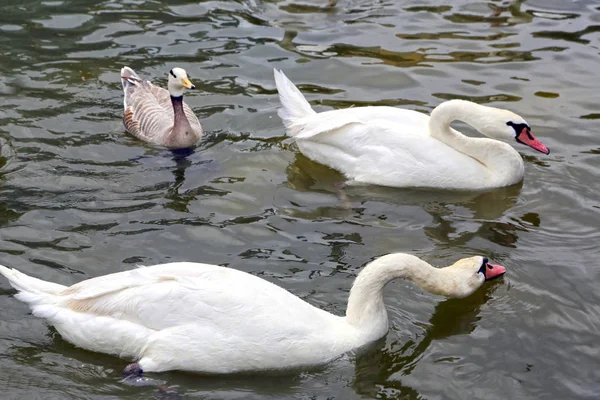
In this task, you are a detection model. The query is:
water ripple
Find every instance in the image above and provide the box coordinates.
[0,0,599,399]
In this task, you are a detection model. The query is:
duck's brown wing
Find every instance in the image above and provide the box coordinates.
[122,80,173,143]
[147,83,203,138]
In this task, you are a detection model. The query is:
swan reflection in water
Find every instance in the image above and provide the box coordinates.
[284,152,534,250]
[351,282,503,398]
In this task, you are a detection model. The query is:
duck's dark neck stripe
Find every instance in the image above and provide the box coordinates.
[170,95,183,105]
[170,95,190,134]
[170,95,184,115]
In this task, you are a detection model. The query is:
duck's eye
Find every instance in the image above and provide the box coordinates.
[169,69,176,78]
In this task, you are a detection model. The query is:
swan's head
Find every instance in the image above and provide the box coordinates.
[167,67,195,97]
[482,109,549,154]
[506,120,549,155]
[444,256,506,298]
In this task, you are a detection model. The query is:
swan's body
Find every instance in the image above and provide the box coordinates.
[121,67,203,149]
[0,254,505,375]
[274,69,549,190]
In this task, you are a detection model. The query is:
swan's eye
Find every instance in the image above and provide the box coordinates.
[506,121,531,139]
[169,69,177,78]
[478,257,488,275]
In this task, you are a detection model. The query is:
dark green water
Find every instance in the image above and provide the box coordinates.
[0,0,599,399]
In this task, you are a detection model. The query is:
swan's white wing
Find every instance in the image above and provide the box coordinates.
[292,108,490,188]
[289,106,430,140]
[59,263,330,332]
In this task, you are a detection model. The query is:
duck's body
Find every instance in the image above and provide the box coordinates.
[0,254,505,374]
[121,67,203,149]
[274,69,549,190]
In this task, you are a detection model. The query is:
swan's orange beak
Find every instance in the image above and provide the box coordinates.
[516,128,550,155]
[485,263,506,281]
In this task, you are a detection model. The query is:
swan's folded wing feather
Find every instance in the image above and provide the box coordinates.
[58,263,323,332]
[295,117,489,188]
[288,106,430,141]
[291,111,363,140]
[61,262,226,300]
[61,268,155,300]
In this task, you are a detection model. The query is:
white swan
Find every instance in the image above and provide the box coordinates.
[273,69,550,190]
[0,254,505,375]
[121,66,203,149]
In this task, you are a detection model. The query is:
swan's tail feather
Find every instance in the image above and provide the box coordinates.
[273,69,316,134]
[0,265,66,306]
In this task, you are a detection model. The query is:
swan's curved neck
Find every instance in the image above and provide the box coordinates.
[428,100,523,184]
[429,100,495,161]
[345,254,450,332]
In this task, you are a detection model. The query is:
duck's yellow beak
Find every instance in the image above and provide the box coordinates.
[181,77,195,89]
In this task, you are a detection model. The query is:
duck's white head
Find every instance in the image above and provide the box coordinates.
[479,107,550,155]
[167,67,195,98]
[441,255,506,298]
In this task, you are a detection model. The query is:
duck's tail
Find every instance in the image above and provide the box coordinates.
[121,66,141,88]
[273,69,317,135]
[0,265,66,307]
[121,66,142,111]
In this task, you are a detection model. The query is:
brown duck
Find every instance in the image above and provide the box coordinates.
[120,67,203,149]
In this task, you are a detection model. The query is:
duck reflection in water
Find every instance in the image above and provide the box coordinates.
[162,149,194,212]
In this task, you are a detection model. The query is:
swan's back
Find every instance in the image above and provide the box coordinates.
[1,262,355,372]
[291,107,493,189]
[61,262,335,331]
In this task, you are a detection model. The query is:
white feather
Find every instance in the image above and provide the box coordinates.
[273,69,317,131]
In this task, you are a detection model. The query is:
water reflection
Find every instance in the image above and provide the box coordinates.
[0,0,598,398]
[0,202,22,231]
[0,138,13,171]
[50,337,324,398]
[275,0,570,66]
[352,283,503,398]
[446,0,532,27]
[286,152,347,193]
[420,185,526,249]
[164,149,194,213]
[279,0,338,14]
[284,152,528,250]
